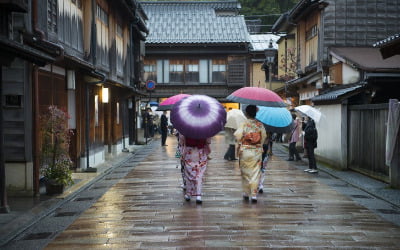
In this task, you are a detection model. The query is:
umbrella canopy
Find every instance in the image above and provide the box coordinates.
[295,105,322,123]
[149,101,159,107]
[157,94,191,111]
[256,106,294,133]
[226,87,287,107]
[225,109,247,129]
[171,95,227,139]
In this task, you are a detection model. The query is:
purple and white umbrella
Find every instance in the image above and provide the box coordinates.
[170,95,227,139]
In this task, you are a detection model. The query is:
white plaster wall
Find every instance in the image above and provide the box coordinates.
[314,104,345,167]
[342,64,360,84]
[5,162,34,196]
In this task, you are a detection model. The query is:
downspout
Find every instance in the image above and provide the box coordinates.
[0,68,10,213]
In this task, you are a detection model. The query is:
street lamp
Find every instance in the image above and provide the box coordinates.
[264,39,275,90]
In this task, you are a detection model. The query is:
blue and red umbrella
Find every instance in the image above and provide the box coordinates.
[170,95,226,139]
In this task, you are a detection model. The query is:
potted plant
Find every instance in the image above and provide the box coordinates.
[40,105,74,195]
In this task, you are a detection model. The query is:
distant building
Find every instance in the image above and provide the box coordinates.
[140,0,251,109]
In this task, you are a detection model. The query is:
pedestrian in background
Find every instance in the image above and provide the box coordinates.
[234,105,266,203]
[287,114,301,161]
[160,111,168,146]
[304,117,318,173]
[179,134,211,204]
[224,127,237,161]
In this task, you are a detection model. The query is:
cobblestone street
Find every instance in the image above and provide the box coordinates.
[3,134,400,249]
[45,135,400,249]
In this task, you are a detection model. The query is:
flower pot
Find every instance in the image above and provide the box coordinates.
[45,182,65,195]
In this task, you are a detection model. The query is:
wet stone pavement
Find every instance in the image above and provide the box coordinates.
[3,134,400,249]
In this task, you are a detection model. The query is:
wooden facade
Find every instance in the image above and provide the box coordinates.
[272,0,400,183]
[0,0,148,199]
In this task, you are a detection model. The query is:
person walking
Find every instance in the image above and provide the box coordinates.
[287,114,302,161]
[179,134,211,204]
[304,117,318,173]
[160,111,168,146]
[234,105,266,203]
[224,127,237,161]
[258,136,270,194]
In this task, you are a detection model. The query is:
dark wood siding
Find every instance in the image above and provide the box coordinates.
[348,104,389,182]
[2,59,31,162]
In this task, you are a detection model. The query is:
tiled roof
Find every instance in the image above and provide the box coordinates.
[373,33,400,48]
[249,34,280,51]
[311,84,365,102]
[141,1,250,44]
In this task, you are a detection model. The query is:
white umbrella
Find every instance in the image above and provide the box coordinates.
[225,109,247,129]
[294,105,322,123]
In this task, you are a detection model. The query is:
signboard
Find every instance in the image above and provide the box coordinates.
[146,80,156,90]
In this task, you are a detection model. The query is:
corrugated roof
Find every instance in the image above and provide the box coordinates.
[249,34,280,51]
[311,84,365,102]
[141,1,250,44]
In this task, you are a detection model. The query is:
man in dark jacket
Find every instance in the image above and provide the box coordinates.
[161,111,169,146]
[304,117,318,173]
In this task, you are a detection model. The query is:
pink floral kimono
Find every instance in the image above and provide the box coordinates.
[234,118,267,198]
[179,134,211,197]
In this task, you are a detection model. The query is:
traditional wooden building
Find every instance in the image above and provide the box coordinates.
[248,34,283,91]
[0,0,57,211]
[0,0,148,200]
[140,1,250,108]
[272,0,400,183]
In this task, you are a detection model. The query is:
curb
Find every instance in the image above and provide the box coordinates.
[274,142,400,209]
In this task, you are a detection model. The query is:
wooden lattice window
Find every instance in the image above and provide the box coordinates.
[116,23,124,75]
[47,0,57,33]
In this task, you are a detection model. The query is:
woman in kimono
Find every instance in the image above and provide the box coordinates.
[234,105,266,202]
[179,134,211,204]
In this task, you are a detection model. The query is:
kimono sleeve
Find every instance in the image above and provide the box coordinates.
[234,122,245,142]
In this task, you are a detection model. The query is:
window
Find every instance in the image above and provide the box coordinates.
[306,25,318,41]
[211,59,226,83]
[116,23,124,75]
[144,60,157,82]
[96,4,109,67]
[185,60,199,83]
[47,0,57,33]
[169,60,184,83]
[58,0,83,51]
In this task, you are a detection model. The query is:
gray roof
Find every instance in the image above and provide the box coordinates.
[311,84,365,102]
[249,34,279,51]
[141,1,250,44]
[330,47,400,71]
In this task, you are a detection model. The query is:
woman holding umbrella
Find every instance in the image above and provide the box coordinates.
[234,105,266,202]
[170,95,227,204]
[178,135,211,204]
